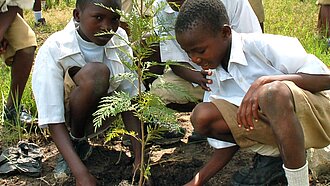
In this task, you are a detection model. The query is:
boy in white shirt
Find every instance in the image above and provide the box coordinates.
[151,0,261,112]
[175,0,330,185]
[32,0,142,184]
[0,0,36,124]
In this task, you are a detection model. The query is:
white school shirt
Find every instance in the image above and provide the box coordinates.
[153,0,262,149]
[206,30,330,151]
[32,20,142,128]
[153,0,261,69]
[0,0,34,12]
[206,30,330,105]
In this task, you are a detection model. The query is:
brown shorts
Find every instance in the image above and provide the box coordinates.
[317,0,330,5]
[2,13,37,65]
[212,81,330,149]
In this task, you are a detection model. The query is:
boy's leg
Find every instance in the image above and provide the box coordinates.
[257,81,307,185]
[6,47,35,108]
[121,111,142,174]
[190,102,234,143]
[33,0,46,26]
[3,13,36,123]
[54,63,110,178]
[317,3,330,38]
[69,63,110,138]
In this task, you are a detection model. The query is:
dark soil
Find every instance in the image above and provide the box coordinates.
[0,113,329,186]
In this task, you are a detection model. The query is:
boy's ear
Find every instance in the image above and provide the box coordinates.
[221,25,231,38]
[73,9,80,22]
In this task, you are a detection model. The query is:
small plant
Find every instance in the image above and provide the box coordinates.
[92,0,194,185]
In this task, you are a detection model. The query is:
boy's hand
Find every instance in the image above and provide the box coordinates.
[171,64,212,91]
[190,69,212,91]
[237,76,270,131]
[0,38,9,54]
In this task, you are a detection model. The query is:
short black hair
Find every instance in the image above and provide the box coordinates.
[175,0,229,35]
[76,0,121,10]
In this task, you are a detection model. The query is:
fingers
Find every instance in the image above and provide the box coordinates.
[237,91,260,131]
[200,69,212,76]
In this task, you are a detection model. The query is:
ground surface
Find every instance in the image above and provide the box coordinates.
[0,113,329,186]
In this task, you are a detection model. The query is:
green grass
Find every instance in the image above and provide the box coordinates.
[264,0,329,64]
[0,0,329,146]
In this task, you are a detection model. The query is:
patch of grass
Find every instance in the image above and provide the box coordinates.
[265,0,329,65]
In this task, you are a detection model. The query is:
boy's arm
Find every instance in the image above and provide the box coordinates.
[48,124,97,186]
[185,146,239,186]
[238,73,330,131]
[170,63,211,91]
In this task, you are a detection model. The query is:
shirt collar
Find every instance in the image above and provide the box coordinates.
[228,30,248,69]
[164,2,176,14]
[58,20,127,61]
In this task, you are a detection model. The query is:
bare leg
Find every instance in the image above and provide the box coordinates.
[33,0,42,11]
[6,47,35,109]
[317,4,330,37]
[121,111,142,172]
[191,102,235,143]
[69,63,110,138]
[258,81,305,169]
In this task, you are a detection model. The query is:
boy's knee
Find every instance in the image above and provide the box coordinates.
[78,63,110,93]
[82,63,110,80]
[191,102,215,135]
[258,81,293,112]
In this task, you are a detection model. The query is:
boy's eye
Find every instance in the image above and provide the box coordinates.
[195,49,205,54]
[112,17,120,23]
[95,16,103,21]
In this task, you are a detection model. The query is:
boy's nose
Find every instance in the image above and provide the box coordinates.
[191,56,202,65]
[101,22,113,31]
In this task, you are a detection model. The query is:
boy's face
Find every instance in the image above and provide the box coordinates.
[74,0,121,46]
[176,25,231,70]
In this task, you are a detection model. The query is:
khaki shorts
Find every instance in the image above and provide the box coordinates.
[2,13,37,65]
[248,0,265,23]
[317,0,330,5]
[150,69,204,104]
[212,81,330,150]
[64,68,115,138]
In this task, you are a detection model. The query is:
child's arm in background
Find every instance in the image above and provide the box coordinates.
[171,63,212,91]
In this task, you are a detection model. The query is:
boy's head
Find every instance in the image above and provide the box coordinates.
[74,0,122,46]
[175,0,231,70]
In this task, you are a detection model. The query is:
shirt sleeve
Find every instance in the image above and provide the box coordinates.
[257,34,330,75]
[32,39,66,128]
[1,0,34,12]
[153,0,191,63]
